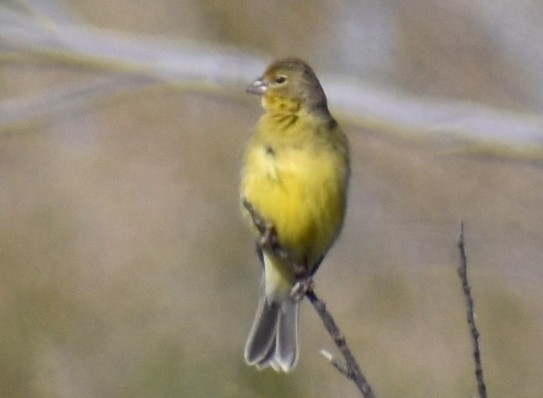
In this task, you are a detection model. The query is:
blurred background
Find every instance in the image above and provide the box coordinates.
[1,1,543,397]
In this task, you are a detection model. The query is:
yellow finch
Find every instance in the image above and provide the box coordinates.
[241,58,350,372]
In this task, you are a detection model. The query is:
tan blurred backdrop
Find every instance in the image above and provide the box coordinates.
[1,1,543,397]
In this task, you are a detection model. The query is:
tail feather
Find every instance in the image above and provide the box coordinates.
[244,291,280,365]
[274,299,299,371]
[244,283,300,372]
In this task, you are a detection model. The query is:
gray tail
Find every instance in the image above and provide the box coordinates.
[244,286,299,372]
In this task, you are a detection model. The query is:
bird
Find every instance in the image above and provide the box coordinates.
[240,57,350,372]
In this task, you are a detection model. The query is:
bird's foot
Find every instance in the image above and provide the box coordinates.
[259,222,276,249]
[290,277,314,301]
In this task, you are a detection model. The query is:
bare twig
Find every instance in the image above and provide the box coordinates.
[306,289,376,398]
[319,349,351,378]
[457,221,487,398]
[243,199,376,398]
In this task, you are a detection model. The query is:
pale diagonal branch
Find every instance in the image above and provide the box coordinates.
[1,5,543,161]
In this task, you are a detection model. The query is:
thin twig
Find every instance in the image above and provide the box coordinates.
[457,221,487,398]
[306,289,376,398]
[243,199,376,398]
[319,349,351,378]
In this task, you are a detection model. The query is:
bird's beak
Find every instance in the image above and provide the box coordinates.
[246,78,267,95]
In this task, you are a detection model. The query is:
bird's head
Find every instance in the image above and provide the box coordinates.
[247,58,328,115]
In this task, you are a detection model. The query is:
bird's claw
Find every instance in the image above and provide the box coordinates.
[290,277,314,301]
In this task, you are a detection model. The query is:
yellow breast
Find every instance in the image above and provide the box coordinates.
[241,112,349,268]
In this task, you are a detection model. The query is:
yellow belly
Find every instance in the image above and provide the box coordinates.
[241,131,347,268]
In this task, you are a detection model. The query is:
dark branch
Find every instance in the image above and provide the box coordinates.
[306,289,376,398]
[243,199,376,398]
[457,221,487,398]
[319,348,352,378]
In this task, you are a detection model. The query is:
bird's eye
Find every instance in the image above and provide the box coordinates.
[274,75,287,85]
